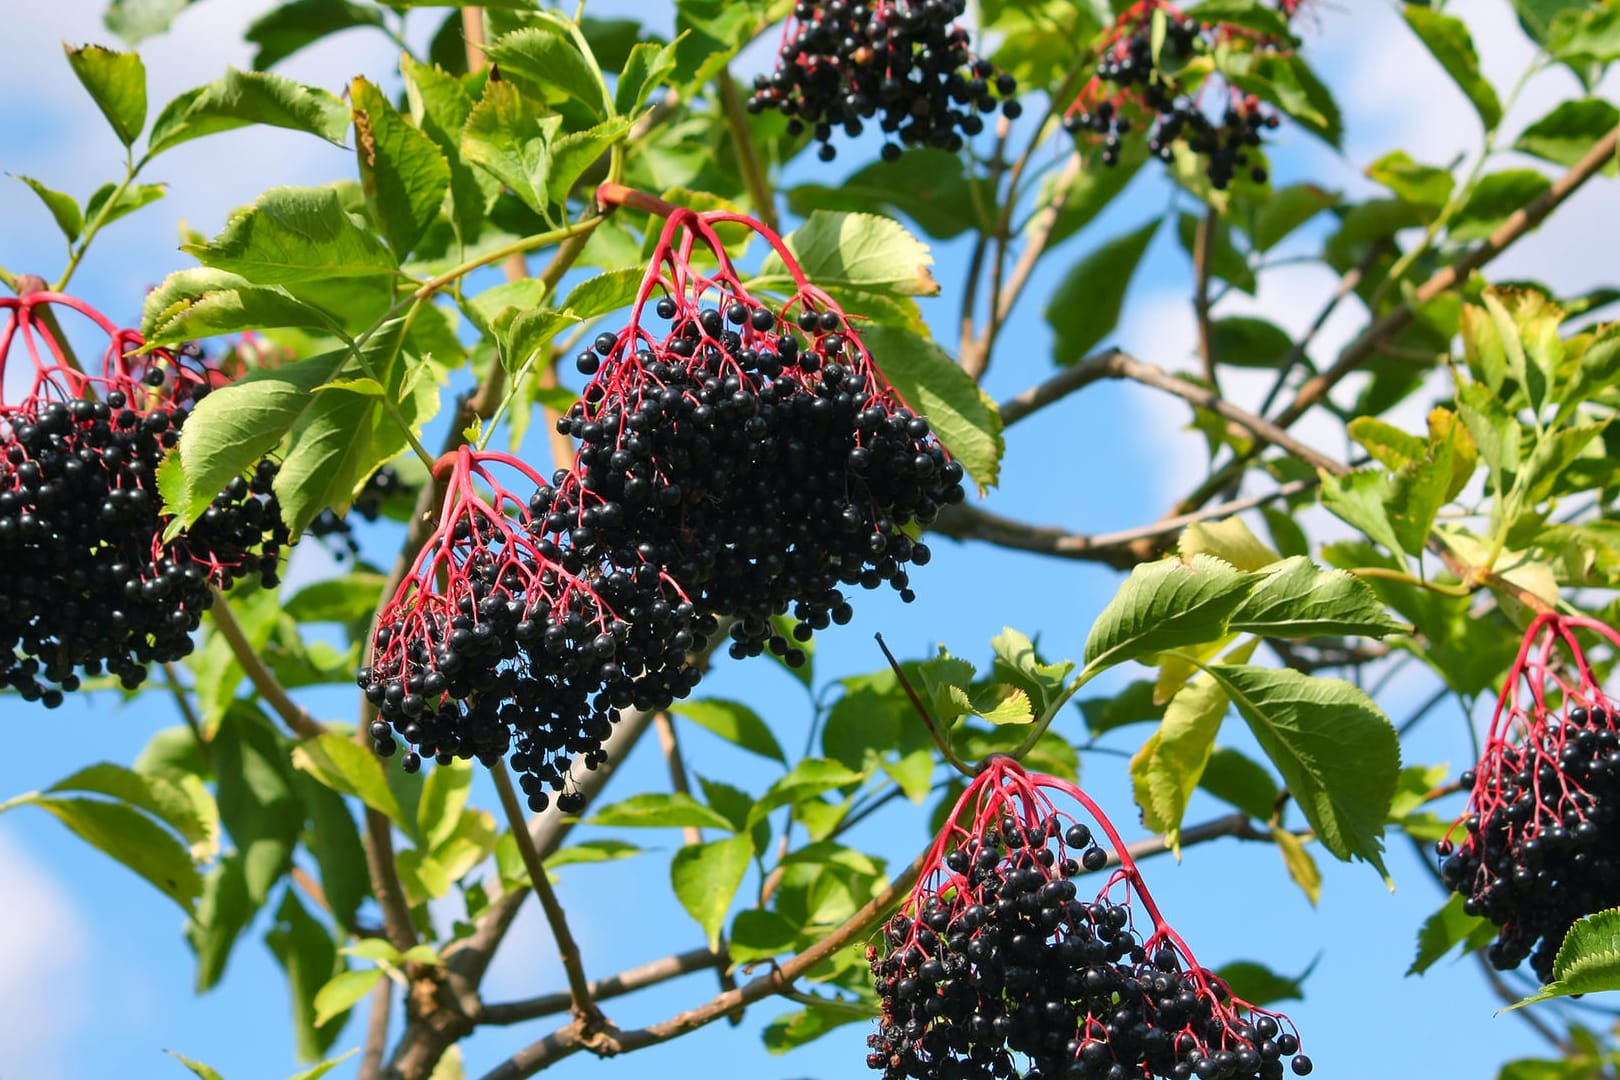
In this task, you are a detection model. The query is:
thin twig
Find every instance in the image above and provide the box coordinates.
[932,479,1315,566]
[990,152,1082,334]
[359,971,393,1080]
[1255,240,1386,418]
[1193,208,1220,393]
[716,68,777,233]
[160,661,209,756]
[479,946,729,1025]
[207,589,323,739]
[490,761,602,1025]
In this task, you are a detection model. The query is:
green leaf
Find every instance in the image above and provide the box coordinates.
[84,180,167,228]
[1366,150,1454,211]
[1213,960,1306,1006]
[671,833,753,949]
[64,43,147,147]
[763,998,878,1053]
[671,699,787,763]
[759,211,939,296]
[184,184,396,282]
[246,0,388,71]
[1507,908,1620,1008]
[588,792,736,831]
[274,322,437,535]
[544,839,645,870]
[1209,317,1291,368]
[860,324,1004,492]
[1521,422,1608,506]
[417,760,473,855]
[1547,5,1620,69]
[166,348,345,528]
[1179,516,1280,571]
[350,76,451,261]
[562,266,644,319]
[1199,747,1280,819]
[148,69,349,157]
[212,704,301,903]
[484,25,606,115]
[186,854,258,992]
[1515,98,1620,174]
[264,890,344,1061]
[289,1050,360,1080]
[0,793,202,912]
[499,306,580,376]
[1403,7,1503,131]
[1185,0,1292,37]
[1045,219,1159,363]
[730,908,801,962]
[1130,673,1229,851]
[1206,664,1400,871]
[1251,183,1337,251]
[295,775,369,932]
[1451,171,1554,244]
[1228,556,1409,638]
[1319,467,1406,559]
[1410,892,1498,974]
[1272,826,1321,905]
[547,117,632,206]
[400,54,492,246]
[787,149,982,241]
[292,733,410,831]
[312,967,381,1028]
[47,762,213,853]
[460,80,562,221]
[142,268,341,345]
[1079,680,1165,736]
[167,1051,227,1080]
[1083,555,1259,673]
[616,38,680,116]
[989,627,1075,715]
[748,759,865,826]
[1237,54,1342,148]
[13,176,83,242]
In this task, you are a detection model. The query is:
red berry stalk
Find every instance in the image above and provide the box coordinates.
[0,285,287,705]
[563,184,963,661]
[362,445,701,803]
[869,756,1311,1079]
[1439,612,1620,979]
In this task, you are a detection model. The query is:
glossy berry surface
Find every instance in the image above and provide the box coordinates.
[1440,614,1620,981]
[869,758,1309,1080]
[747,0,1019,160]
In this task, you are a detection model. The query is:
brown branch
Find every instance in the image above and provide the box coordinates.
[996,350,1343,474]
[359,973,393,1080]
[960,120,1013,377]
[1256,239,1387,417]
[654,713,702,847]
[207,589,325,739]
[991,152,1082,334]
[160,661,209,755]
[1193,208,1220,393]
[716,68,777,234]
[490,761,602,1024]
[932,478,1315,566]
[479,946,728,1026]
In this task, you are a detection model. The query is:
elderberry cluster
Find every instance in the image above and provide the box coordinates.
[871,813,1310,1080]
[1,367,289,702]
[1063,9,1282,188]
[747,0,1020,162]
[554,295,962,662]
[1439,703,1620,981]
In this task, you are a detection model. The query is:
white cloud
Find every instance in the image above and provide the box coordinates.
[0,825,91,1080]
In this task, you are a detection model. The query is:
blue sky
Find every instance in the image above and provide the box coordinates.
[2,2,1618,1079]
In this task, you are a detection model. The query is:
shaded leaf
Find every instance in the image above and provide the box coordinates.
[64,43,147,147]
[149,69,349,156]
[1046,219,1159,363]
[1403,7,1502,131]
[247,0,388,71]
[351,76,451,260]
[671,833,753,949]
[671,699,787,763]
[1451,171,1553,244]
[142,268,340,345]
[13,176,83,242]
[588,792,736,831]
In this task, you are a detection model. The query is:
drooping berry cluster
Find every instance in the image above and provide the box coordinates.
[869,758,1312,1080]
[1439,614,1620,981]
[1062,1,1303,188]
[361,446,705,809]
[747,0,1020,162]
[0,288,289,703]
[362,193,961,805]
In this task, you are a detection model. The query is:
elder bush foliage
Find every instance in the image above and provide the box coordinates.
[4,1,1620,1079]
